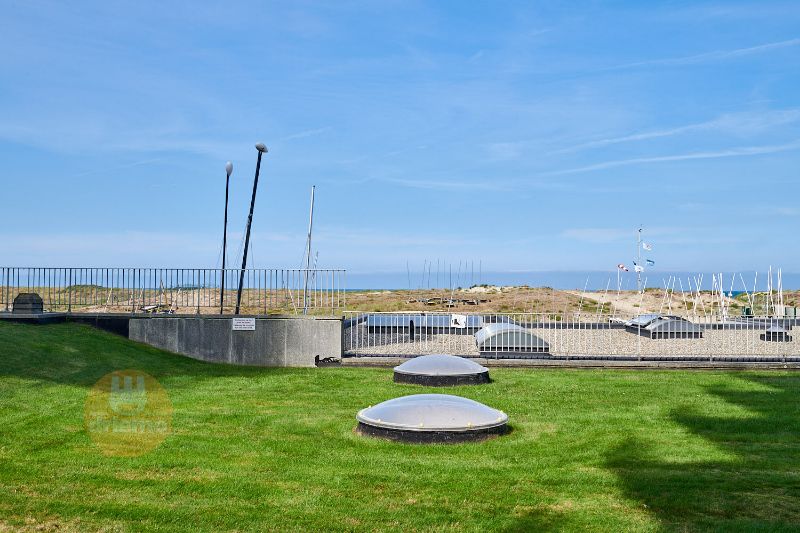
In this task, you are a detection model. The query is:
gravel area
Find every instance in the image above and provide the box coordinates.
[344,325,800,358]
[344,327,481,356]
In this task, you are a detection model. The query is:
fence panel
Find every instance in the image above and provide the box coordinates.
[1,267,345,315]
[342,311,800,359]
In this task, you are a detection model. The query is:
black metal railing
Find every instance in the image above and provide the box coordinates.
[1,267,346,315]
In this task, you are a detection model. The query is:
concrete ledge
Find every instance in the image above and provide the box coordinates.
[129,315,342,367]
[68,313,131,337]
[0,312,131,335]
[0,312,68,325]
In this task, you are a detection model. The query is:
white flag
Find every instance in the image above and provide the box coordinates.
[634,265,644,273]
[642,242,652,251]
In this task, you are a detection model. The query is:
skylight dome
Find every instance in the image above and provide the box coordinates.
[356,394,508,443]
[393,354,490,385]
[474,323,549,354]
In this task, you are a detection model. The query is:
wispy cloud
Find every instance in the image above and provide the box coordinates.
[676,202,712,212]
[678,202,800,217]
[744,205,800,218]
[0,229,305,268]
[561,227,688,243]
[316,227,473,248]
[609,37,800,70]
[70,157,164,178]
[560,228,634,243]
[0,116,252,159]
[377,177,512,192]
[561,226,750,247]
[281,127,332,141]
[552,109,800,154]
[553,124,704,154]
[0,231,217,260]
[548,139,800,176]
[486,141,525,160]
[331,173,612,194]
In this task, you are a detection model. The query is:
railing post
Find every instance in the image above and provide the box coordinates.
[782,317,788,363]
[709,318,713,363]
[130,269,136,313]
[637,322,642,361]
[3,268,8,312]
[67,268,72,313]
[196,269,201,315]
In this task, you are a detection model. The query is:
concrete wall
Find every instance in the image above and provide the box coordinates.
[69,313,131,337]
[129,315,342,367]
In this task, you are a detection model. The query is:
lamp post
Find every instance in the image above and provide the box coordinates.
[220,161,233,314]
[235,143,268,314]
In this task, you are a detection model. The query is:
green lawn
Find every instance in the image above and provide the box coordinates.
[1,321,799,532]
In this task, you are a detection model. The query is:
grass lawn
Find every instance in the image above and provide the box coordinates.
[1,321,799,532]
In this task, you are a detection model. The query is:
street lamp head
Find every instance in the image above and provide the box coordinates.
[255,142,268,153]
[225,161,233,178]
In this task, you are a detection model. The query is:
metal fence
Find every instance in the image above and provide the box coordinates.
[1,267,346,315]
[343,311,800,360]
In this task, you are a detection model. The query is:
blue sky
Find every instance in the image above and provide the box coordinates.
[2,1,799,277]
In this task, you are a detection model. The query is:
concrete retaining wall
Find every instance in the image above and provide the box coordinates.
[129,315,342,367]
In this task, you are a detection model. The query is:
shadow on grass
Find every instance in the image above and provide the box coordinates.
[0,321,298,388]
[502,508,572,532]
[606,374,800,531]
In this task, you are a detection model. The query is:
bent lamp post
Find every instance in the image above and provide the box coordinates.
[235,143,268,315]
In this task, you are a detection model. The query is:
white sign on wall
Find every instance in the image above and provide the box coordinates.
[232,317,256,331]
[450,314,468,329]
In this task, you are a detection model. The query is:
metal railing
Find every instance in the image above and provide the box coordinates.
[1,267,346,315]
[343,311,800,360]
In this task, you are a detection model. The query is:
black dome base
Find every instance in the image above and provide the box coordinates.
[356,422,508,443]
[393,371,490,386]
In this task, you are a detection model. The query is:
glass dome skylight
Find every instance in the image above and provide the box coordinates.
[356,393,508,443]
[393,354,490,385]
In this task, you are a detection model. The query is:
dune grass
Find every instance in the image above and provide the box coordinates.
[0,321,799,531]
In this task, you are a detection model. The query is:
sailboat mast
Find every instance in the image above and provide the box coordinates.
[302,185,315,314]
[636,226,642,293]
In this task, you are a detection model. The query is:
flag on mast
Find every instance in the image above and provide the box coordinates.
[617,263,629,272]
[646,259,655,266]
[642,242,652,251]
[634,265,644,273]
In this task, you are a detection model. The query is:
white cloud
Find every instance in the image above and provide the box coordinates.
[609,37,800,70]
[745,205,800,217]
[548,139,800,176]
[281,127,332,142]
[560,228,634,243]
[377,177,512,192]
[485,142,525,160]
[678,203,800,217]
[0,230,302,268]
[552,109,800,154]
